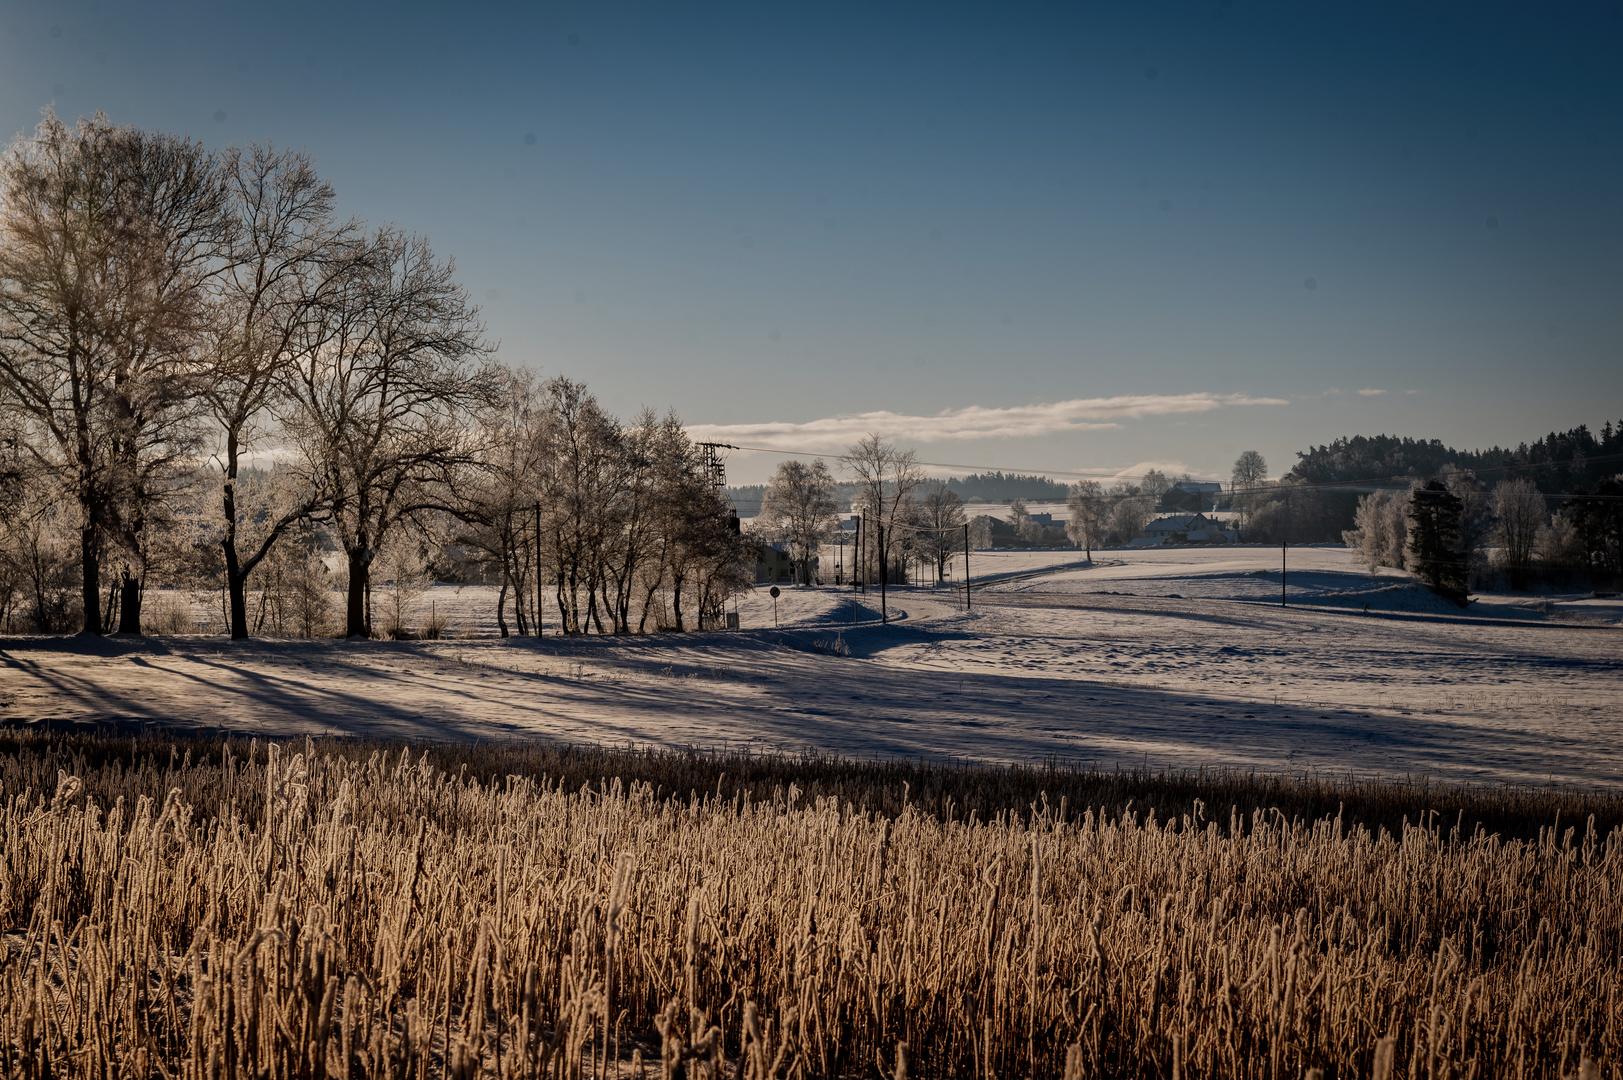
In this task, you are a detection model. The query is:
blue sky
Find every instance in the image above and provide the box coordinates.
[3,1,1618,483]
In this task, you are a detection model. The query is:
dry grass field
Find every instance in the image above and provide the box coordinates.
[2,731,1620,1079]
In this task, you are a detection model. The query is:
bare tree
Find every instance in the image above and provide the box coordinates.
[1230,450,1267,534]
[1140,469,1173,507]
[1009,498,1036,542]
[1439,464,1492,584]
[602,409,669,633]
[536,377,625,634]
[1066,480,1108,559]
[455,367,550,637]
[625,418,750,632]
[1494,477,1544,589]
[0,111,230,634]
[841,433,924,599]
[756,458,838,585]
[917,482,966,581]
[207,143,352,639]
[1231,450,1268,490]
[1107,482,1154,543]
[0,465,82,632]
[283,228,495,638]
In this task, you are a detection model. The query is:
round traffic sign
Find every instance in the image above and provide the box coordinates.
[769,586,780,598]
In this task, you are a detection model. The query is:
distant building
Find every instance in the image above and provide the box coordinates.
[754,542,795,583]
[1160,481,1226,514]
[1134,513,1234,546]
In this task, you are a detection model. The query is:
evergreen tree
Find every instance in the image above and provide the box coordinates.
[1405,480,1468,604]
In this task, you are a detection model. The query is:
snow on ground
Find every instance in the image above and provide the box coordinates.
[2,546,1618,788]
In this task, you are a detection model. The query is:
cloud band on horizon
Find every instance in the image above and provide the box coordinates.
[686,393,1288,451]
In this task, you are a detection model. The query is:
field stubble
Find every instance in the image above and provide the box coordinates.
[0,733,1619,1079]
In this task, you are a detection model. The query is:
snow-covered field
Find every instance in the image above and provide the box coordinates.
[2,545,1617,786]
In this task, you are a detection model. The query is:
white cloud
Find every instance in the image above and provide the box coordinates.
[686,393,1288,452]
[1357,387,1387,396]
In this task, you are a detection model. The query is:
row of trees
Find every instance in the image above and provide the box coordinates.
[751,436,972,586]
[0,112,751,638]
[1345,469,1623,594]
[752,453,1238,578]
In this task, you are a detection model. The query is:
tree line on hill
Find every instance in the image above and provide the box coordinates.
[1289,425,1623,494]
[1248,426,1623,595]
[1341,470,1621,598]
[725,469,1069,515]
[0,112,754,638]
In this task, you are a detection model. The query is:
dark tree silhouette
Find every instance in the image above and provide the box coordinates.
[1405,480,1467,604]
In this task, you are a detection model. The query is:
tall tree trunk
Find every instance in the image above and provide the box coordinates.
[502,531,526,636]
[346,549,371,638]
[117,568,142,634]
[79,525,102,636]
[222,476,250,639]
[587,572,607,634]
[671,574,685,632]
[225,545,250,639]
[556,564,572,635]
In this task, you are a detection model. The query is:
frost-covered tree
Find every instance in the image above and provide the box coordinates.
[282,228,496,638]
[1009,498,1036,541]
[1493,478,1545,589]
[968,514,994,550]
[0,111,230,634]
[1231,451,1267,491]
[756,458,838,585]
[1535,511,1585,576]
[917,482,966,581]
[1140,469,1173,506]
[1106,482,1154,544]
[207,142,353,640]
[841,434,924,605]
[1066,480,1107,558]
[1345,489,1409,571]
[1230,451,1268,534]
[1438,464,1492,586]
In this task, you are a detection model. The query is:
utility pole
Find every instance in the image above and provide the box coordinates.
[878,521,888,624]
[964,521,971,612]
[856,514,865,595]
[852,515,861,623]
[1281,492,1293,607]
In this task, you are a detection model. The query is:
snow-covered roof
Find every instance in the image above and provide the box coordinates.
[1144,514,1209,533]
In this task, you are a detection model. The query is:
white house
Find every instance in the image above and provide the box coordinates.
[1133,513,1233,546]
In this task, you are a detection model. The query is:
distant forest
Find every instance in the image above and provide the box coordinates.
[727,470,1069,514]
[1287,422,1623,494]
[1242,419,1623,545]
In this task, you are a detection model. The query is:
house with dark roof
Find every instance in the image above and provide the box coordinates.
[1133,513,1232,546]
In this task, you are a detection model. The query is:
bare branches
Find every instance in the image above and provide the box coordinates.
[755,459,838,586]
[279,226,496,637]
[0,110,231,633]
